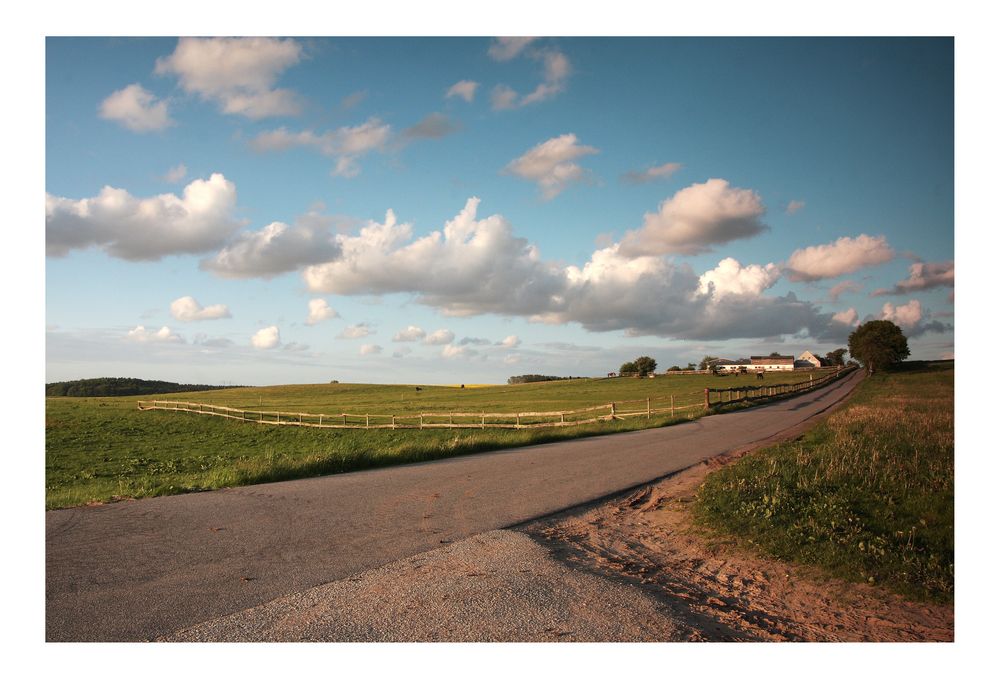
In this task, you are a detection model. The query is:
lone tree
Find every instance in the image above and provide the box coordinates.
[619,360,638,375]
[848,320,910,375]
[699,355,720,371]
[634,356,657,376]
[825,347,848,367]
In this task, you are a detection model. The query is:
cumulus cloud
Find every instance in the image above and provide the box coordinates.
[871,260,954,296]
[880,300,923,329]
[618,179,768,257]
[500,335,521,348]
[341,90,368,110]
[154,37,303,119]
[305,299,338,325]
[829,280,864,302]
[170,296,231,322]
[201,213,341,279]
[392,346,413,358]
[698,258,780,300]
[488,37,539,61]
[785,200,806,215]
[460,337,491,346]
[303,198,566,318]
[621,162,682,185]
[360,344,383,356]
[126,325,182,343]
[163,164,187,183]
[832,308,859,326]
[401,113,460,141]
[785,234,894,282]
[442,344,476,359]
[504,134,598,199]
[99,84,173,132]
[251,326,280,349]
[424,329,456,345]
[445,80,479,102]
[393,325,426,342]
[302,198,837,342]
[339,323,373,339]
[249,118,391,178]
[46,173,243,260]
[490,85,519,111]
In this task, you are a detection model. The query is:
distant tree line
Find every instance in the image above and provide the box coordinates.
[619,356,657,377]
[506,374,584,385]
[45,377,240,397]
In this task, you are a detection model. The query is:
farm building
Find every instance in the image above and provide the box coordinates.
[708,358,751,374]
[750,355,795,371]
[796,351,825,368]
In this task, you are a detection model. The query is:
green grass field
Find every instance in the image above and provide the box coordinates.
[692,361,954,602]
[46,369,834,510]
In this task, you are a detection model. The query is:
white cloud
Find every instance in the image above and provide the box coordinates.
[880,300,923,329]
[302,198,836,342]
[785,234,895,282]
[618,179,768,257]
[488,37,539,61]
[832,308,859,326]
[424,329,456,345]
[698,258,780,299]
[154,37,303,119]
[442,344,476,359]
[871,260,954,296]
[360,344,383,356]
[305,299,338,325]
[170,296,231,322]
[500,335,521,348]
[99,84,173,132]
[249,118,391,178]
[126,325,183,343]
[393,325,426,342]
[460,337,492,346]
[251,326,280,349]
[339,323,373,339]
[46,173,243,260]
[340,90,368,110]
[504,134,598,200]
[490,85,520,111]
[303,198,566,318]
[202,217,340,278]
[445,80,479,102]
[785,200,806,215]
[392,346,413,358]
[163,164,187,183]
[621,162,682,185]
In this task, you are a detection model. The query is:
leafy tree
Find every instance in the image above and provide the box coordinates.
[769,351,783,357]
[825,347,848,366]
[667,365,682,372]
[634,356,657,376]
[619,361,638,375]
[848,320,910,375]
[699,355,720,371]
[685,362,697,371]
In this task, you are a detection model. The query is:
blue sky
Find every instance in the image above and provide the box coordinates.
[45,37,954,385]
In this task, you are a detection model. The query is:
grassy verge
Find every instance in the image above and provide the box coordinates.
[45,369,836,510]
[691,362,954,602]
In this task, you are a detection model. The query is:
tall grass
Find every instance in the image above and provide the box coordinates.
[692,363,954,602]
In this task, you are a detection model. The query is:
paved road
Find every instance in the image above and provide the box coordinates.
[47,370,863,641]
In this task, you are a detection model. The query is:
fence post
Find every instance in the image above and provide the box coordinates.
[392,415,396,429]
[646,398,651,420]
[560,412,565,425]
[319,414,323,426]
[420,414,423,429]
[366,414,369,429]
[343,414,347,426]
[610,402,616,419]
[671,394,675,417]
[482,412,485,430]
[516,413,520,428]
[704,388,709,410]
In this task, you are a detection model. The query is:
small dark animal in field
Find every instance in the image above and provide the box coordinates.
[756,371,765,381]
[461,384,465,389]
[415,386,422,392]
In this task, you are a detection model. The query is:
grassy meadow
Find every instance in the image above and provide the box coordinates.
[46,369,832,509]
[692,361,954,602]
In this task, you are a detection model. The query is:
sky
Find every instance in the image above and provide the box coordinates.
[45,36,955,386]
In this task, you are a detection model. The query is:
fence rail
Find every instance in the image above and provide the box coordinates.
[136,394,706,431]
[137,368,855,432]
[702,365,855,409]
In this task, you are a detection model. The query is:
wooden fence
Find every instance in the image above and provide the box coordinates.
[136,393,706,431]
[703,365,855,409]
[138,367,855,432]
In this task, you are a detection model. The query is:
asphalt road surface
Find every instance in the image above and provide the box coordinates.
[47,370,863,641]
